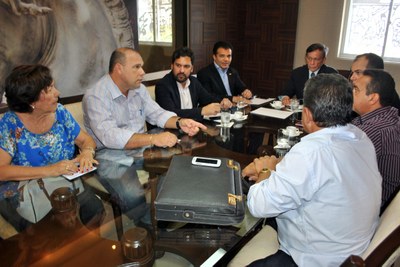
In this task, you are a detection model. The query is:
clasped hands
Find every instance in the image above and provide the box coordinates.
[232,89,253,104]
[202,98,232,116]
[242,155,281,183]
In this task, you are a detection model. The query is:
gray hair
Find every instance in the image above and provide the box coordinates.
[303,73,353,127]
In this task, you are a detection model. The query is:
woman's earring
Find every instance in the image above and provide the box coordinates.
[30,104,35,110]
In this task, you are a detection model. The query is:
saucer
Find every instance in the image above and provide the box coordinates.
[270,104,284,110]
[282,129,302,137]
[274,144,290,149]
[232,115,248,121]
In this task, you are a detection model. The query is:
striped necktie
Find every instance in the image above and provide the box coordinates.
[310,72,316,78]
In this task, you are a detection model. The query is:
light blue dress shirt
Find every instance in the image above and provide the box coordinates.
[82,74,176,149]
[247,124,382,266]
[215,62,232,96]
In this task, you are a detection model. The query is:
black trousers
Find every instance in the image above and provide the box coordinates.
[248,250,298,267]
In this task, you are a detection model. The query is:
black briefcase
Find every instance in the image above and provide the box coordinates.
[155,155,245,225]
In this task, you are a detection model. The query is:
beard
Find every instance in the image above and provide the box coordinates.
[174,73,188,83]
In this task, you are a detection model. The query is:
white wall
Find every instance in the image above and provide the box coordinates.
[295,0,400,94]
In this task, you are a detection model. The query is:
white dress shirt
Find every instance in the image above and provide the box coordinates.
[177,80,193,109]
[247,124,382,267]
[82,74,176,149]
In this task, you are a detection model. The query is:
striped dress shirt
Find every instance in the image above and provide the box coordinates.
[352,106,400,208]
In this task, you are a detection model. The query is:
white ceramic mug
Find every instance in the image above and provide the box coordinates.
[286,126,300,136]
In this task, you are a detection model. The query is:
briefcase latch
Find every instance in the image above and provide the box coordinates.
[228,193,243,205]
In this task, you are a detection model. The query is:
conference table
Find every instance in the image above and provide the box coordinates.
[0,100,301,267]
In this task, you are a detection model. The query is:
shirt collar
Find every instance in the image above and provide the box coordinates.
[309,69,320,76]
[176,78,191,90]
[214,62,228,74]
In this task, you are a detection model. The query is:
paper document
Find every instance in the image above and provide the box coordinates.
[251,97,274,105]
[251,107,293,119]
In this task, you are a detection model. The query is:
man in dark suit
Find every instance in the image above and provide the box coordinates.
[197,41,253,104]
[156,47,232,121]
[280,43,338,106]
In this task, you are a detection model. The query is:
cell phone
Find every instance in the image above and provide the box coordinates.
[191,157,221,168]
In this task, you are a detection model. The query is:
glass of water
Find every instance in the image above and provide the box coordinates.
[236,99,247,115]
[290,99,300,123]
[275,128,291,157]
[220,108,231,127]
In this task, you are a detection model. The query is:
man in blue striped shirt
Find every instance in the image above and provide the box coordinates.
[352,69,400,212]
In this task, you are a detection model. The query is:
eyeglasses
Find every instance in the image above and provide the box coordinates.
[306,56,323,62]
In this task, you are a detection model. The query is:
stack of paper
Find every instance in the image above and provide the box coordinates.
[251,107,293,119]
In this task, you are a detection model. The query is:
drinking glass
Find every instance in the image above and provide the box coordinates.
[220,109,231,127]
[290,99,300,123]
[277,129,290,148]
[275,128,290,157]
[236,99,247,115]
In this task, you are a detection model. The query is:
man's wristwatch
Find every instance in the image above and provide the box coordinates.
[259,168,271,175]
[176,117,182,130]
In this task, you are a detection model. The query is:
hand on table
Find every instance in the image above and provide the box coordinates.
[241,89,253,99]
[179,119,207,136]
[281,96,290,106]
[152,132,178,147]
[242,155,281,183]
[201,103,221,116]
[220,98,233,109]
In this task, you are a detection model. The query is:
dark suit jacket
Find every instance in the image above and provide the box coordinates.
[155,72,219,121]
[281,64,338,99]
[197,63,247,102]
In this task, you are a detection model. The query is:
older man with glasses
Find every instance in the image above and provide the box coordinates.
[280,43,338,106]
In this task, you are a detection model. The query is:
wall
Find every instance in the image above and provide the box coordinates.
[295,0,400,94]
[189,0,299,98]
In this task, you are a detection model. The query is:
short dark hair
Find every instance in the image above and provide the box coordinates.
[212,41,234,55]
[306,43,329,58]
[303,73,353,127]
[354,53,384,69]
[362,69,396,107]
[5,65,53,113]
[109,47,137,73]
[171,47,195,64]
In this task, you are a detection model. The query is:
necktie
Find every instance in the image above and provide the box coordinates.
[310,72,316,78]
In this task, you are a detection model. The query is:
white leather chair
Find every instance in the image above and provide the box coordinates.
[361,190,400,266]
[228,223,279,267]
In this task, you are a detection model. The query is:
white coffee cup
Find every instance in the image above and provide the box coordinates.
[272,100,283,108]
[233,111,243,120]
[286,126,300,136]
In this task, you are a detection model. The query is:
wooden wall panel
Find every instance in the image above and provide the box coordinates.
[189,0,299,98]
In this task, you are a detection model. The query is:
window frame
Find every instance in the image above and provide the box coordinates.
[339,0,400,63]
